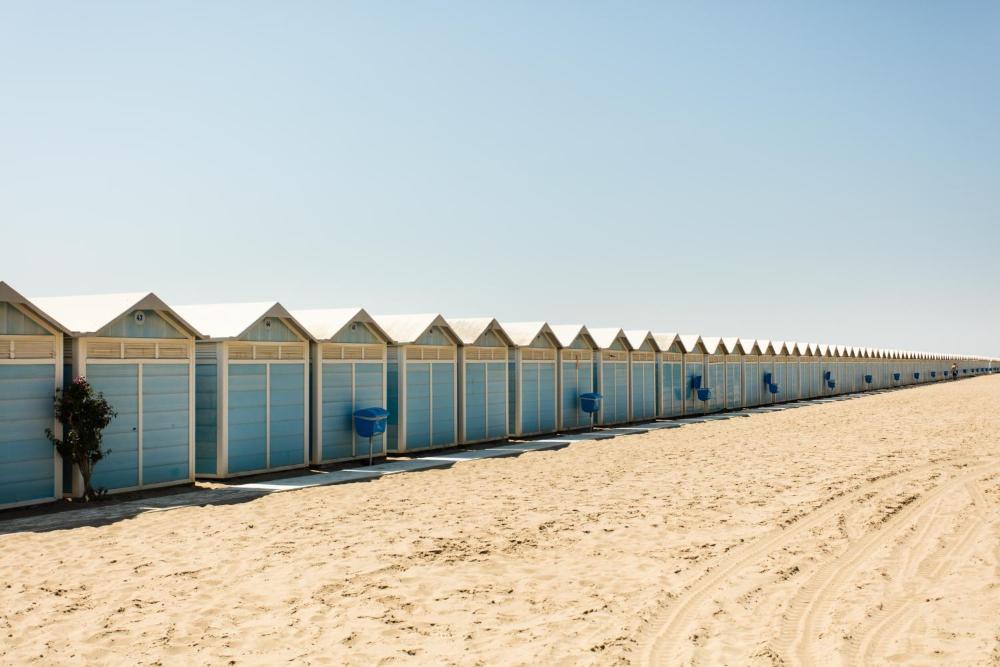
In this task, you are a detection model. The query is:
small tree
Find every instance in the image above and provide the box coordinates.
[46,377,117,501]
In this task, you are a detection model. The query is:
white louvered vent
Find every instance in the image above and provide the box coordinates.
[726,355,741,362]
[662,352,682,362]
[158,344,189,359]
[64,338,73,362]
[323,344,344,360]
[522,349,555,361]
[196,344,218,360]
[632,351,655,362]
[343,346,363,360]
[125,343,156,359]
[708,355,725,364]
[0,340,10,359]
[12,340,56,359]
[467,347,507,362]
[603,350,627,362]
[255,345,279,360]
[279,344,305,360]
[229,343,254,360]
[363,345,385,360]
[88,342,121,359]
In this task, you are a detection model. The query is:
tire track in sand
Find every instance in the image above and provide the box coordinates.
[636,458,977,666]
[779,463,1000,666]
[851,480,992,665]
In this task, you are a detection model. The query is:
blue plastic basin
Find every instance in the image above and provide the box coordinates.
[353,407,389,438]
[864,374,873,384]
[691,375,702,390]
[827,380,836,389]
[913,372,920,380]
[697,388,712,401]
[580,392,602,414]
[768,383,779,394]
[893,373,901,381]
[762,372,772,385]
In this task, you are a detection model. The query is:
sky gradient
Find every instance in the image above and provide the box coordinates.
[2,2,998,356]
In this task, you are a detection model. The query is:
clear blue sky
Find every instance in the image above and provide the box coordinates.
[2,2,997,356]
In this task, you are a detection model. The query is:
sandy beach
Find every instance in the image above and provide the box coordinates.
[2,376,999,666]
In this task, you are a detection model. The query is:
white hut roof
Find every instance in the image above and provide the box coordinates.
[373,313,456,345]
[446,317,514,346]
[588,327,631,350]
[0,281,70,334]
[738,337,759,353]
[624,329,659,352]
[721,337,743,354]
[30,292,201,337]
[549,325,594,349]
[653,332,680,351]
[500,321,555,348]
[679,334,703,353]
[288,307,390,343]
[701,336,723,354]
[175,302,312,341]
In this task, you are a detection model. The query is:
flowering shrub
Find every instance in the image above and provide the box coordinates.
[46,377,117,500]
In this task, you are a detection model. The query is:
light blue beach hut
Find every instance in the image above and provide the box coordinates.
[175,302,313,478]
[680,334,710,415]
[448,318,513,444]
[588,328,633,425]
[624,330,660,422]
[701,337,727,414]
[740,338,763,407]
[550,325,597,432]
[0,283,68,509]
[653,333,684,418]
[721,337,745,411]
[32,292,200,497]
[291,308,391,465]
[501,322,560,437]
[376,314,460,454]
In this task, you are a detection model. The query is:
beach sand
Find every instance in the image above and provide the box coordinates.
[2,376,999,666]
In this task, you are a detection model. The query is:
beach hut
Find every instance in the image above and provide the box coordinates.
[448,318,513,444]
[289,308,391,465]
[174,302,313,478]
[680,335,710,415]
[784,343,802,402]
[375,314,460,454]
[624,330,660,422]
[701,337,727,414]
[0,283,68,509]
[588,328,633,425]
[757,340,778,402]
[550,325,597,431]
[740,338,763,407]
[721,338,745,411]
[654,333,684,418]
[499,322,559,437]
[32,292,200,497]
[801,343,821,398]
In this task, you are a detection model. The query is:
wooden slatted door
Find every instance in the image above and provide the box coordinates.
[631,362,656,421]
[560,357,593,430]
[660,356,683,417]
[0,362,56,506]
[87,364,140,490]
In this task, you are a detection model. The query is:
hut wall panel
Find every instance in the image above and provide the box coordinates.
[405,364,432,450]
[521,363,539,434]
[431,363,455,447]
[561,360,593,429]
[725,361,741,410]
[194,363,218,475]
[660,360,683,417]
[464,363,487,442]
[0,364,55,506]
[486,362,507,439]
[683,355,705,414]
[631,362,656,421]
[773,360,786,403]
[742,360,760,406]
[241,318,299,342]
[600,361,628,424]
[99,310,184,339]
[0,303,50,335]
[321,364,353,460]
[268,364,305,468]
[141,364,190,485]
[386,360,399,450]
[707,359,725,413]
[227,364,267,473]
[87,364,140,490]
[354,362,385,455]
[785,361,800,400]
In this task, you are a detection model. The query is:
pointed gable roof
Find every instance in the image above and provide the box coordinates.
[549,324,595,349]
[290,307,390,343]
[721,337,744,354]
[445,317,514,347]
[0,281,69,334]
[679,334,705,354]
[701,336,724,354]
[175,302,312,341]
[499,322,555,348]
[624,329,660,353]
[588,327,632,351]
[30,292,201,338]
[373,313,458,345]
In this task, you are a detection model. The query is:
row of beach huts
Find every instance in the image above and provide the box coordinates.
[1,280,996,510]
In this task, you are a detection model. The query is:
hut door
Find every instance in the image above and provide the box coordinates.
[87,364,140,491]
[142,364,190,485]
[0,362,56,506]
